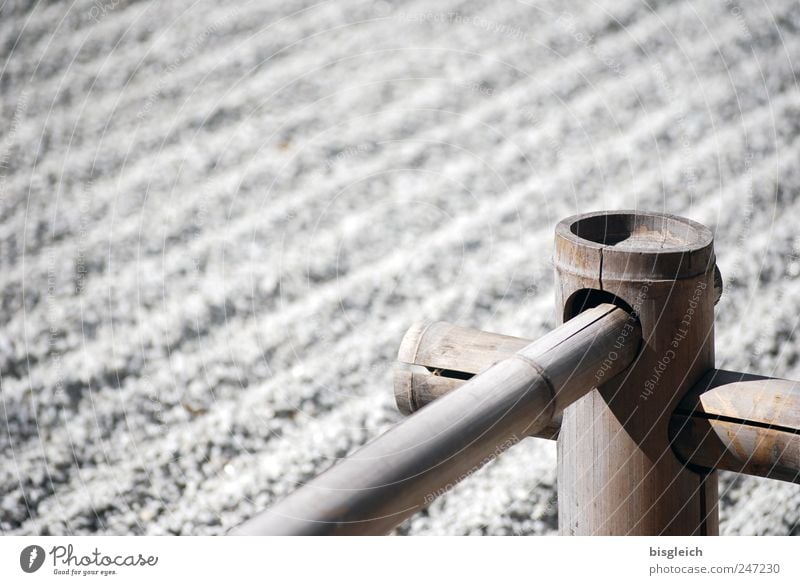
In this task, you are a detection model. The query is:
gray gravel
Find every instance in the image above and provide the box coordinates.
[1,0,799,535]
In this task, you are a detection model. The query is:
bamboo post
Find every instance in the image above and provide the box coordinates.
[231,304,640,535]
[554,210,719,535]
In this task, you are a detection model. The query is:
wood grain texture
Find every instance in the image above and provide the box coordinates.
[394,368,562,438]
[397,321,530,376]
[554,210,719,536]
[677,369,800,429]
[671,369,800,483]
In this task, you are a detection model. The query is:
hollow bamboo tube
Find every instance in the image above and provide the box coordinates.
[231,303,640,535]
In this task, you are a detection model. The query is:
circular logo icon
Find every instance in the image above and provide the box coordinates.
[20,545,45,573]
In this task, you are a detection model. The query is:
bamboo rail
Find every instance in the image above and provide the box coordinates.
[395,323,800,484]
[231,303,640,535]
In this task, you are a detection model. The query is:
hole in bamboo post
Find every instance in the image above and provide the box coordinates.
[563,288,634,322]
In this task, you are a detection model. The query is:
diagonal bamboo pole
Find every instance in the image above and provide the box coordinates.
[231,303,640,535]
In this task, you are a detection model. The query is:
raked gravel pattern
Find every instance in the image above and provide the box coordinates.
[1,0,799,535]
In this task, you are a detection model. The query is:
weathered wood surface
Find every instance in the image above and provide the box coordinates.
[396,326,800,485]
[394,368,562,439]
[231,304,640,535]
[397,321,530,382]
[555,210,719,536]
[395,320,530,416]
[671,369,800,483]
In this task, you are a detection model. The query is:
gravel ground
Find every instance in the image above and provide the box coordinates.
[0,0,799,535]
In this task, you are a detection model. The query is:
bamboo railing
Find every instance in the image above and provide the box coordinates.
[231,211,800,536]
